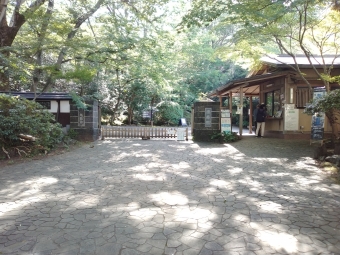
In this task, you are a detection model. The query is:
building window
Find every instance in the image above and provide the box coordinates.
[296,88,311,108]
[265,90,281,116]
[37,101,51,109]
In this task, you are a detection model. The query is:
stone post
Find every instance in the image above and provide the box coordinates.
[70,99,100,141]
[192,101,220,141]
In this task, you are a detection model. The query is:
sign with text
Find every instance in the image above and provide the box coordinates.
[205,108,212,127]
[313,87,326,100]
[310,88,326,142]
[177,128,185,141]
[284,105,299,131]
[221,109,232,133]
[311,113,325,141]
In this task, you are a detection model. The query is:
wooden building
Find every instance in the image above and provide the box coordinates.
[210,55,340,139]
[1,92,72,127]
[1,92,101,141]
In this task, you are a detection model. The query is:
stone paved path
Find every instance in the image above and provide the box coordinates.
[1,137,340,255]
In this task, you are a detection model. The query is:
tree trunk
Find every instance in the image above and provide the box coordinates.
[326,111,340,140]
[127,106,133,125]
[0,0,47,91]
[43,0,105,92]
[0,12,25,91]
[31,0,54,93]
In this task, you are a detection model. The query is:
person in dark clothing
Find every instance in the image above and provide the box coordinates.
[253,104,260,136]
[255,104,267,138]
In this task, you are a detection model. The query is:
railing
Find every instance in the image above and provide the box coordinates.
[101,126,188,140]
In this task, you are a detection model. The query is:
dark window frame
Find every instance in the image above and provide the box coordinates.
[37,101,51,109]
[265,89,281,117]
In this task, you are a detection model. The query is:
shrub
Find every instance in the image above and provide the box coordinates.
[304,89,340,139]
[0,94,64,156]
[211,131,238,143]
[154,101,183,126]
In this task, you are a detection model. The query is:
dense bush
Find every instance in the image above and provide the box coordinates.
[304,89,340,139]
[154,101,183,126]
[0,94,64,156]
[211,131,238,143]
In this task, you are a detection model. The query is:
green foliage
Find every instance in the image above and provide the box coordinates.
[304,89,340,139]
[154,101,183,125]
[0,94,64,154]
[211,131,238,143]
[304,90,340,116]
[70,92,87,109]
[211,132,223,140]
[59,66,97,82]
[67,129,78,140]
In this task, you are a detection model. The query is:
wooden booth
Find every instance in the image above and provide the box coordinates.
[210,55,340,139]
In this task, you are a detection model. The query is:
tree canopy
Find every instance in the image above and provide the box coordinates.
[1,0,339,125]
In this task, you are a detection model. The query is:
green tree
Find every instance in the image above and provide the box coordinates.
[154,101,183,125]
[305,90,340,139]
[0,0,48,90]
[180,0,340,93]
[0,94,63,157]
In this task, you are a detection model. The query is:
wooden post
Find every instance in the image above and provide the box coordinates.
[191,106,195,134]
[249,96,253,134]
[229,92,232,113]
[239,86,243,137]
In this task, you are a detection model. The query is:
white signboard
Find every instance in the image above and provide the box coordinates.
[221,109,230,118]
[221,118,231,124]
[221,124,232,133]
[284,106,299,131]
[221,109,232,133]
[205,108,212,127]
[177,128,185,141]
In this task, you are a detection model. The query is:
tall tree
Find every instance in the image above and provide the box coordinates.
[0,0,47,90]
[181,0,340,92]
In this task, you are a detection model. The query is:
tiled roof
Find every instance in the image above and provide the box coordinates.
[0,92,72,100]
[261,54,340,66]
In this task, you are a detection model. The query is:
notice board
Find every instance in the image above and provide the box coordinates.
[284,104,299,131]
[221,109,232,133]
[311,113,325,141]
[205,108,212,127]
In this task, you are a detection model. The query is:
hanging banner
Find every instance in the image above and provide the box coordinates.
[311,113,325,140]
[311,87,326,141]
[235,105,242,115]
[313,87,326,100]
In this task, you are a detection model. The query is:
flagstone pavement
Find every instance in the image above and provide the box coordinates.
[0,137,340,255]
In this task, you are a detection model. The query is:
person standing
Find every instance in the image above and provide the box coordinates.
[253,104,260,136]
[255,104,267,138]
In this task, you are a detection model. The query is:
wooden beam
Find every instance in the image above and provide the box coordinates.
[249,96,253,134]
[239,86,243,138]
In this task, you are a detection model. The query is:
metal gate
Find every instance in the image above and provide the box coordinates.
[101,126,188,141]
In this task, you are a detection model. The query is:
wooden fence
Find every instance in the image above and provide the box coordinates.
[101,126,188,140]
